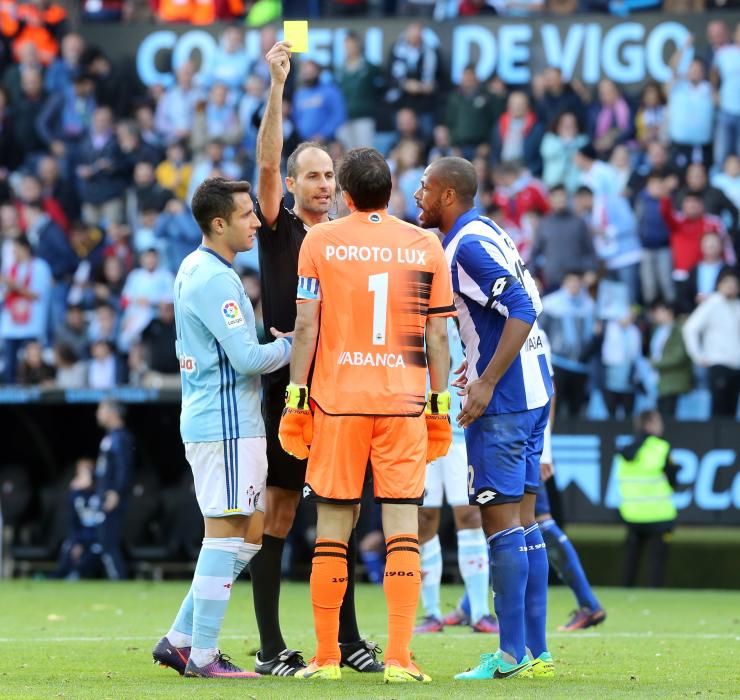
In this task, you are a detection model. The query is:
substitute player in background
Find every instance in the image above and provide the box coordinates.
[279,147,455,683]
[152,177,292,679]
[251,40,379,676]
[415,317,498,635]
[415,157,554,680]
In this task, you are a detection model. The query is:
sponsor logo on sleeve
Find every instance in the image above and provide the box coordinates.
[222,300,245,328]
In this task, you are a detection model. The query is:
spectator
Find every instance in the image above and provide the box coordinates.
[17,339,54,386]
[88,300,118,345]
[240,267,264,341]
[153,61,204,146]
[649,300,693,417]
[540,271,596,417]
[703,19,730,67]
[0,235,52,383]
[484,0,545,16]
[444,64,497,158]
[711,22,740,170]
[336,31,381,152]
[92,254,128,309]
[609,144,632,196]
[16,172,68,232]
[22,198,78,333]
[588,79,633,159]
[12,68,47,163]
[617,410,677,588]
[191,82,241,153]
[627,141,679,202]
[492,90,544,175]
[634,81,667,149]
[126,161,173,230]
[116,121,162,178]
[153,199,201,274]
[2,1,67,67]
[37,72,97,161]
[37,154,79,222]
[540,111,589,193]
[2,41,43,106]
[428,124,455,162]
[601,311,642,418]
[154,140,192,202]
[385,22,441,138]
[686,229,734,312]
[200,25,249,96]
[237,74,266,156]
[581,187,642,304]
[76,106,126,227]
[390,138,426,221]
[682,268,740,417]
[636,174,675,305]
[88,339,117,389]
[532,184,596,291]
[491,160,550,259]
[678,162,739,241]
[0,87,18,174]
[711,154,740,211]
[139,300,179,386]
[117,248,174,352]
[292,59,346,144]
[55,304,88,360]
[83,46,143,120]
[44,32,84,95]
[660,191,728,278]
[186,139,241,204]
[134,102,165,153]
[575,143,621,197]
[666,39,714,168]
[532,65,587,127]
[93,399,134,579]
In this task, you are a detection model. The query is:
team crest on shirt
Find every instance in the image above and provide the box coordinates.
[221,300,244,328]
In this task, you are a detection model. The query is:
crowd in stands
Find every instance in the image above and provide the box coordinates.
[0,9,738,418]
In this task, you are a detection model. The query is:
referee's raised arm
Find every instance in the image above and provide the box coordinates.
[257,41,292,230]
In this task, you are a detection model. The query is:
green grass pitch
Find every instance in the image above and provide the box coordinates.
[1,581,738,698]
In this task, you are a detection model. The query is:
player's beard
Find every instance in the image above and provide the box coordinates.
[418,202,441,230]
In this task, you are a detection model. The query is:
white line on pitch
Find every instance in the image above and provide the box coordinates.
[0,632,738,643]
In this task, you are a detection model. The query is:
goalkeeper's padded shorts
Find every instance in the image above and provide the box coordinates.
[304,407,426,505]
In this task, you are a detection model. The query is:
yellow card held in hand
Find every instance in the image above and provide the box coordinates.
[284,20,308,53]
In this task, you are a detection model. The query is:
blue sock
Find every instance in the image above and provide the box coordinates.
[190,537,241,665]
[489,526,528,662]
[460,592,471,618]
[360,549,385,585]
[523,523,549,658]
[457,528,490,623]
[420,535,443,620]
[540,518,601,611]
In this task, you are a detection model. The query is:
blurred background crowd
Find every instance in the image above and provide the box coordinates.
[0,2,738,421]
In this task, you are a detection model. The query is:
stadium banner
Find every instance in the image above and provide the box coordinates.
[80,11,739,90]
[553,419,740,526]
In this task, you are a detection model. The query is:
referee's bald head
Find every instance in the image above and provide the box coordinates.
[427,157,477,206]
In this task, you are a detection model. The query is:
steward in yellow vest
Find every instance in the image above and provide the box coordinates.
[616,410,677,588]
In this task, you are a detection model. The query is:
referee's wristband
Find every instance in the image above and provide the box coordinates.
[426,390,451,416]
[285,383,310,410]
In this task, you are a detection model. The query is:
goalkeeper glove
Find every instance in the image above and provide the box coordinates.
[278,383,313,460]
[425,389,452,463]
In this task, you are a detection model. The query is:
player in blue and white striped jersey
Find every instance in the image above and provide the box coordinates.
[415,157,554,681]
[153,177,292,680]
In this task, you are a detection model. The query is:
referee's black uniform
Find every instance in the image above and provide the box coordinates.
[256,198,309,492]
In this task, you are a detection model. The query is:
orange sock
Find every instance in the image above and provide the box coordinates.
[310,539,348,665]
[383,534,421,667]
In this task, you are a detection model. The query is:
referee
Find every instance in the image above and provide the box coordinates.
[249,40,382,677]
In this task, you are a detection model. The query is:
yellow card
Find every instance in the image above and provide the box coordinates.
[283,20,308,53]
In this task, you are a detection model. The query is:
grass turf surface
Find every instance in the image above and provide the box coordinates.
[1,581,738,698]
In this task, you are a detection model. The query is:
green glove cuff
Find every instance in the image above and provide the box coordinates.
[285,383,310,410]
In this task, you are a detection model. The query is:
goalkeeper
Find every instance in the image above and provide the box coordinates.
[278,148,455,684]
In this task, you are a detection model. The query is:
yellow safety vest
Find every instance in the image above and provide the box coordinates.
[616,436,677,524]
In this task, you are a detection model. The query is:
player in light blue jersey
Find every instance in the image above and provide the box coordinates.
[415,157,554,681]
[415,317,498,635]
[152,177,292,680]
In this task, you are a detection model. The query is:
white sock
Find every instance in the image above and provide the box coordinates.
[457,528,490,624]
[234,542,261,581]
[166,628,192,648]
[190,646,219,666]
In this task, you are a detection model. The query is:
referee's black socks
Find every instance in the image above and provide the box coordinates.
[250,533,287,660]
[339,530,361,644]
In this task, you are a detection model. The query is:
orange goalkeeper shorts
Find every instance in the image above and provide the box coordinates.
[304,407,427,504]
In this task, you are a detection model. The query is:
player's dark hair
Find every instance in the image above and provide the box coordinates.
[286,141,330,179]
[191,177,251,236]
[429,156,478,205]
[338,147,392,211]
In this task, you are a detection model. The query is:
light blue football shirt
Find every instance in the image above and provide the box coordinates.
[174,245,291,443]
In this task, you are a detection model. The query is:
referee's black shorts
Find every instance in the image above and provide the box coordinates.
[263,370,307,492]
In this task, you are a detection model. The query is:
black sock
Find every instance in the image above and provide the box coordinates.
[249,533,287,659]
[338,529,361,644]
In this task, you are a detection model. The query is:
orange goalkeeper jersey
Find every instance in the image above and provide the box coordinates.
[297,209,455,416]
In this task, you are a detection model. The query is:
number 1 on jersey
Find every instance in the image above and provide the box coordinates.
[368,272,388,346]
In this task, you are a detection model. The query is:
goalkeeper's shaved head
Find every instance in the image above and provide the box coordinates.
[428,157,477,206]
